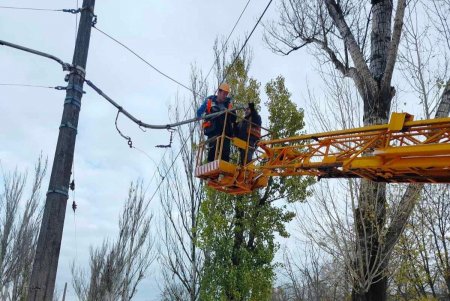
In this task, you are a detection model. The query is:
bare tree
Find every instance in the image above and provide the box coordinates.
[265,1,450,299]
[157,66,206,301]
[422,185,450,297]
[72,181,155,301]
[387,2,450,298]
[0,156,47,301]
[274,245,348,301]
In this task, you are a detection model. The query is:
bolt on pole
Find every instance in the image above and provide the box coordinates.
[27,1,96,300]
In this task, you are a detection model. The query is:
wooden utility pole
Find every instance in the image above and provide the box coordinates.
[27,1,96,300]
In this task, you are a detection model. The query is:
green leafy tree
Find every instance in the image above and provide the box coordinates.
[198,57,313,300]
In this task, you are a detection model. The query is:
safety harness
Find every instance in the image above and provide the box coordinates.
[202,96,232,136]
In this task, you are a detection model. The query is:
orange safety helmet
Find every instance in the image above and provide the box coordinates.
[218,83,230,93]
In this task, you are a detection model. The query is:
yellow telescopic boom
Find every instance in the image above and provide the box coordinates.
[195,112,450,194]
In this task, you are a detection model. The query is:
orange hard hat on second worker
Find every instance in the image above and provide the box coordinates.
[218,83,230,93]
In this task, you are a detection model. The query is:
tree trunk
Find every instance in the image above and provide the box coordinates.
[229,197,245,301]
[353,1,394,299]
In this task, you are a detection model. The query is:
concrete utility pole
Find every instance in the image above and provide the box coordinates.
[27,1,96,300]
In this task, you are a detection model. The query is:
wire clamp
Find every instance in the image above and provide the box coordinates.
[65,65,86,81]
[156,128,176,148]
[92,14,98,27]
[66,83,86,94]
[72,65,86,77]
[62,8,81,14]
[47,187,69,198]
[72,200,77,212]
[64,96,81,108]
[115,110,133,148]
[60,122,78,133]
[62,63,72,72]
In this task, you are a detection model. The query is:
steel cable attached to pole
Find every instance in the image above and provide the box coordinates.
[84,79,244,129]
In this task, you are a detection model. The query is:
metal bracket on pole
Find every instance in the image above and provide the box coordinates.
[46,188,69,198]
[56,84,86,94]
[59,122,78,133]
[67,83,86,94]
[64,96,81,108]
[68,65,86,78]
[62,8,82,14]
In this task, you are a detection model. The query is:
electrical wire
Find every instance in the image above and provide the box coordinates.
[141,0,273,203]
[92,26,194,93]
[222,0,274,84]
[0,6,63,12]
[143,126,194,212]
[0,2,269,206]
[85,79,242,130]
[0,6,81,14]
[91,1,252,99]
[0,39,71,69]
[146,0,251,191]
[75,0,79,43]
[203,0,252,81]
[0,83,57,89]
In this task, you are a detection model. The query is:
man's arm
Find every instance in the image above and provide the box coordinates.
[254,114,262,127]
[196,98,207,119]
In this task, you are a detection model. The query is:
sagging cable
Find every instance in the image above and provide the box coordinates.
[115,110,133,148]
[85,79,243,129]
[0,39,71,71]
[156,129,176,148]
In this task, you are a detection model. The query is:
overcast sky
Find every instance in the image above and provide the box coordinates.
[0,1,335,300]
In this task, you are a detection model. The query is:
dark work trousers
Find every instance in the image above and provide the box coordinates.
[207,136,231,162]
[239,139,257,165]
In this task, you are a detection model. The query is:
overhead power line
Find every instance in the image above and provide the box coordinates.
[203,0,252,81]
[0,39,70,69]
[85,79,243,129]
[0,6,81,14]
[0,83,57,89]
[143,128,194,212]
[92,26,194,93]
[140,0,254,198]
[0,0,272,207]
[222,0,274,84]
[142,0,275,204]
[75,0,80,42]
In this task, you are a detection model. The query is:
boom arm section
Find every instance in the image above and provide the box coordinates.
[195,113,450,195]
[257,113,450,183]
